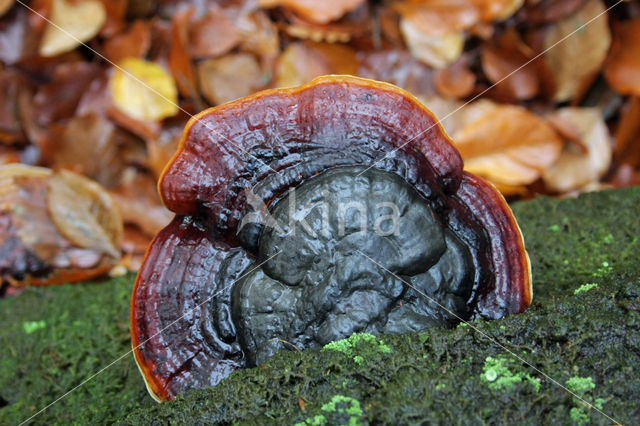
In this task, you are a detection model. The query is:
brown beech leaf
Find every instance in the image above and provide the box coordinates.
[0,69,27,145]
[452,101,563,188]
[400,17,465,69]
[542,108,611,192]
[235,10,280,62]
[109,57,179,122]
[198,53,265,106]
[39,0,107,57]
[614,96,640,166]
[358,50,436,96]
[47,169,122,258]
[433,56,475,99]
[98,0,127,37]
[275,42,357,88]
[543,0,611,102]
[189,6,239,59]
[604,18,640,96]
[481,28,539,101]
[169,6,197,99]
[110,171,172,238]
[102,20,151,64]
[258,0,365,24]
[0,165,120,286]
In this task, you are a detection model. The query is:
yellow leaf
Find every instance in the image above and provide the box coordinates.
[39,0,106,57]
[110,58,179,122]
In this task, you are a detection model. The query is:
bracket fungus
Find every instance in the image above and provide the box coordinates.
[131,75,531,401]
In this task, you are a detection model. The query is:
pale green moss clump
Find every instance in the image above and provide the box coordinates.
[574,283,599,295]
[322,333,392,365]
[297,395,365,426]
[481,356,541,392]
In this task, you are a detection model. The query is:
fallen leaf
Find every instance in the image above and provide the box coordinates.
[198,53,265,105]
[452,101,563,188]
[258,0,365,24]
[543,0,611,102]
[47,169,122,258]
[169,6,198,99]
[613,96,640,166]
[520,0,588,24]
[542,107,611,192]
[433,56,475,98]
[604,18,640,96]
[110,171,172,237]
[0,164,120,285]
[189,6,239,59]
[358,50,436,96]
[0,0,14,18]
[275,42,357,88]
[0,6,40,65]
[102,20,151,64]
[98,0,127,37]
[400,17,465,69]
[39,0,107,57]
[235,10,280,62]
[110,57,179,122]
[481,28,539,101]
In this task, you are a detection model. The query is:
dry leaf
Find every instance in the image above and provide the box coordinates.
[542,107,611,192]
[169,6,197,99]
[198,53,264,105]
[400,17,464,69]
[358,50,436,96]
[98,0,127,37]
[258,0,365,24]
[110,57,179,122]
[452,101,563,188]
[604,18,640,96]
[189,6,239,59]
[275,42,357,88]
[543,0,611,102]
[0,165,120,285]
[235,10,280,62]
[47,169,122,258]
[433,56,475,98]
[102,20,151,64]
[39,0,107,57]
[0,0,14,18]
[481,28,539,101]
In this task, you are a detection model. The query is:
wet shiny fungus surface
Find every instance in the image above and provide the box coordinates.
[232,166,474,366]
[130,75,531,401]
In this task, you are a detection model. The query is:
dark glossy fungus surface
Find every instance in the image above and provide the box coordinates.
[131,76,531,401]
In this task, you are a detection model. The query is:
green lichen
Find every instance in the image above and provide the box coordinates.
[481,356,541,392]
[574,283,599,295]
[298,395,365,426]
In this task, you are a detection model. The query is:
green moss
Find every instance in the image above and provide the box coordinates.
[0,275,153,425]
[481,356,541,392]
[574,283,599,295]
[322,332,392,366]
[2,187,640,425]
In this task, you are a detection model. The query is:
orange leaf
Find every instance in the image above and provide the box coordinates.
[189,6,239,59]
[604,18,640,96]
[452,102,563,188]
[258,0,365,24]
[103,20,151,64]
[198,53,265,105]
[169,6,197,99]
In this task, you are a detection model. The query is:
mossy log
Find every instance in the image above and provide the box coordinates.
[1,187,639,425]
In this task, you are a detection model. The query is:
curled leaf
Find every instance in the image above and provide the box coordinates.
[110,57,179,122]
[400,17,464,69]
[275,42,357,88]
[39,0,107,57]
[102,20,151,64]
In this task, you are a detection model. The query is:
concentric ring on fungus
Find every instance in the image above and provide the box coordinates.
[130,75,532,401]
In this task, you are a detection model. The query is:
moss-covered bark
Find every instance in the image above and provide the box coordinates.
[1,187,639,425]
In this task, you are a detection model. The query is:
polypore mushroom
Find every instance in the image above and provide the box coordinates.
[131,76,531,401]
